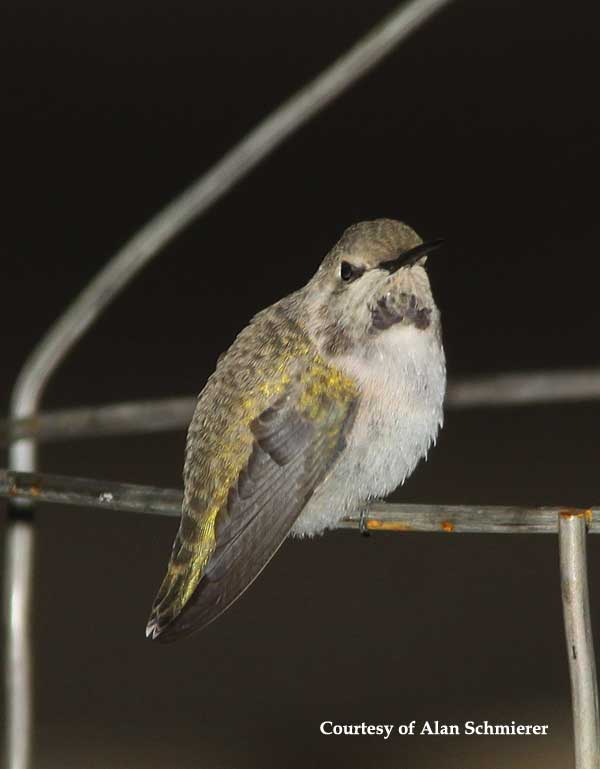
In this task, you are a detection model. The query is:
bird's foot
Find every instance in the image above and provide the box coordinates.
[359,509,370,538]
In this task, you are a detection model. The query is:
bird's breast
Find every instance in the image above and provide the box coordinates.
[292,320,445,537]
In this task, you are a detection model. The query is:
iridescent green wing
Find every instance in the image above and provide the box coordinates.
[147,357,358,642]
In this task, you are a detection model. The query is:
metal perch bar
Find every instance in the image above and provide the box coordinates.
[559,512,600,769]
[0,468,596,534]
[447,367,600,408]
[3,2,453,767]
[4,366,600,448]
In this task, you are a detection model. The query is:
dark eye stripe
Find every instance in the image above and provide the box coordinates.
[340,262,365,282]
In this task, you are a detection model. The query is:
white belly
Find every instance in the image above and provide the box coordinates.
[291,322,446,537]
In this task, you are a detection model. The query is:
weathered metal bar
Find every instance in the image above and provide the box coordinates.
[0,398,196,446]
[0,470,182,518]
[448,368,600,408]
[1,469,596,534]
[559,512,600,769]
[4,366,600,447]
[2,520,34,769]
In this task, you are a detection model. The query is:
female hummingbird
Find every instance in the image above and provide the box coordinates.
[146,219,445,642]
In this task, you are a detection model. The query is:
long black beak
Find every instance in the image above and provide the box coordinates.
[379,238,444,274]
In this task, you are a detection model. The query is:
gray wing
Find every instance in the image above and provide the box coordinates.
[152,379,358,642]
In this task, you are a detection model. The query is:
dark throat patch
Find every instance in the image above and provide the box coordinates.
[371,292,431,332]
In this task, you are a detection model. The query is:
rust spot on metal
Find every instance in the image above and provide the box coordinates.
[559,507,587,519]
[366,519,411,532]
[441,520,455,533]
[29,485,41,498]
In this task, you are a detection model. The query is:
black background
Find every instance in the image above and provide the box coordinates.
[2,1,600,767]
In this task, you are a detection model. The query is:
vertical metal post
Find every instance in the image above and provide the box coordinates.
[559,511,600,769]
[3,406,37,769]
[3,514,34,769]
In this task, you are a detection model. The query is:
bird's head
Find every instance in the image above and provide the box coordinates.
[305,219,442,357]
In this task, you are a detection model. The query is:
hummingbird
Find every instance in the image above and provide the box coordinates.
[146,218,446,642]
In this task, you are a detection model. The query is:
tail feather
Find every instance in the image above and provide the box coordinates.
[146,570,187,640]
[146,530,205,642]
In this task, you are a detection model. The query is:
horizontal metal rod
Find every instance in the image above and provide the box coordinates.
[0,469,595,534]
[448,367,600,408]
[0,470,182,518]
[0,398,194,446]
[3,367,600,448]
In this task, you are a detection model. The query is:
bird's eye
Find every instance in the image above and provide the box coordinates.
[340,261,363,282]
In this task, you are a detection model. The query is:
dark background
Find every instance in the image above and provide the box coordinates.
[2,0,600,767]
